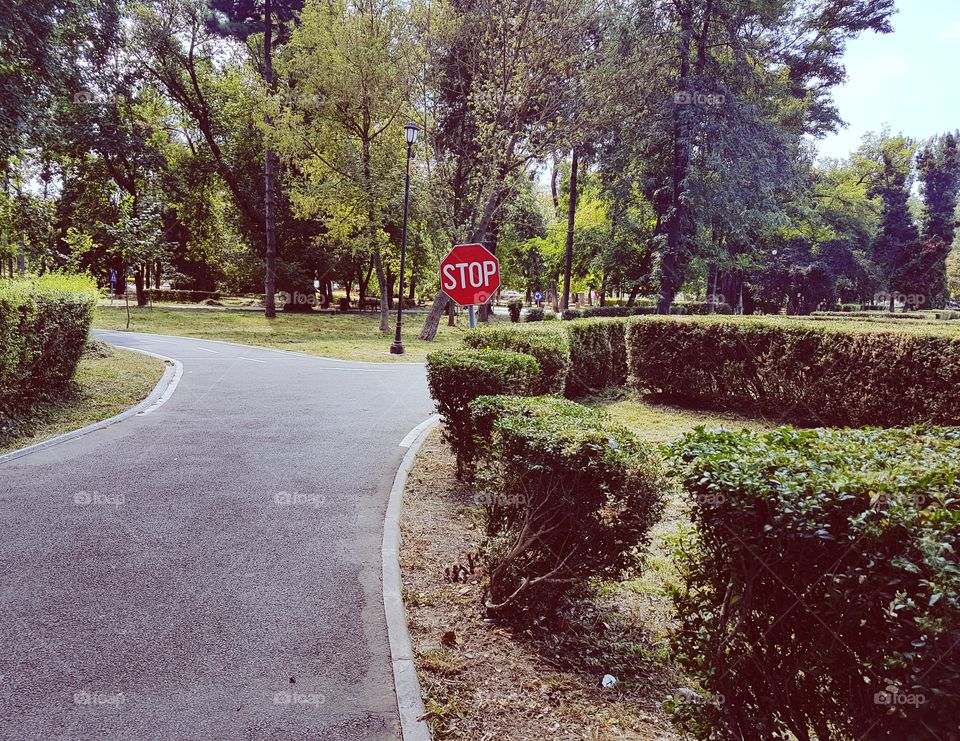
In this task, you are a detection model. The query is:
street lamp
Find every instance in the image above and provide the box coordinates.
[390,120,420,355]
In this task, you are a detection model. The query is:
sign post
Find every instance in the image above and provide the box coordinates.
[439,243,501,327]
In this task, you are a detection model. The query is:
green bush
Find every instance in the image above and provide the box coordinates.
[670,426,960,739]
[627,317,960,426]
[0,274,99,427]
[524,307,545,322]
[463,325,570,395]
[563,318,628,396]
[469,395,665,619]
[561,308,582,320]
[506,299,522,323]
[145,289,222,303]
[542,310,557,321]
[675,301,733,315]
[425,349,541,477]
[581,305,656,318]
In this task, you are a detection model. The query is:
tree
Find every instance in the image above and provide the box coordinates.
[273,0,417,332]
[417,0,595,339]
[915,133,960,307]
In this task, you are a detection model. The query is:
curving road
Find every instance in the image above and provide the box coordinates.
[0,331,433,740]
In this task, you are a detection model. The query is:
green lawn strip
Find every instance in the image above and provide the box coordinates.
[91,306,477,362]
[583,390,779,641]
[0,343,165,455]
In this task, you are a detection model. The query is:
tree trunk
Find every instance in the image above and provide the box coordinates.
[550,153,560,212]
[387,269,395,310]
[263,0,277,319]
[420,291,451,340]
[561,147,579,311]
[408,275,416,301]
[134,267,147,307]
[658,3,695,314]
[154,259,162,288]
[447,299,456,326]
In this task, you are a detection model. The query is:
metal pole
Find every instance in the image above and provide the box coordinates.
[390,142,413,354]
[468,305,476,328]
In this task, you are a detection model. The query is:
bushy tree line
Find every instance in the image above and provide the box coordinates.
[1,0,957,327]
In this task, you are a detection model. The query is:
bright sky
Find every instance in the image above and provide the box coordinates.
[815,0,960,162]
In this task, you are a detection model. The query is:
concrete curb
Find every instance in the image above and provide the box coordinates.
[0,345,183,466]
[383,414,442,741]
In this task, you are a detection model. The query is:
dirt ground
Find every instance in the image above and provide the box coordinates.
[399,428,682,740]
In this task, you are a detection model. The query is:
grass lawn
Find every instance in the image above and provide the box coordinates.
[584,388,776,444]
[91,305,481,362]
[0,342,166,455]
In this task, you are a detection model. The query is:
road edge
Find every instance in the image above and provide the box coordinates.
[0,346,183,466]
[384,413,441,741]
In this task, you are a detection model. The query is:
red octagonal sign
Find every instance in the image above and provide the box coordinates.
[440,243,501,306]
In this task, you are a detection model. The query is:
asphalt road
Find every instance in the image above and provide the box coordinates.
[0,331,434,740]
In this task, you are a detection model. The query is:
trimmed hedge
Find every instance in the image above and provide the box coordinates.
[462,325,570,395]
[145,289,222,303]
[581,305,655,318]
[563,318,628,396]
[425,349,541,476]
[1,275,99,425]
[627,317,960,426]
[524,307,545,322]
[469,395,665,618]
[670,426,960,739]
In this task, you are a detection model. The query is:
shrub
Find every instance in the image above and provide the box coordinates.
[581,305,656,318]
[0,274,99,428]
[507,299,522,323]
[469,395,665,619]
[462,325,570,395]
[627,317,960,426]
[542,310,557,321]
[145,289,222,303]
[561,308,582,320]
[676,301,733,315]
[525,307,545,322]
[563,318,628,396]
[425,349,541,477]
[669,426,960,739]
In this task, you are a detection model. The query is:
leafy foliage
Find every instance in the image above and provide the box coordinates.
[469,394,665,620]
[670,426,960,739]
[425,349,540,477]
[627,316,960,426]
[0,274,99,428]
[462,325,570,395]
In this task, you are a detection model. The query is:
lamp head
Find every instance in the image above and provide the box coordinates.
[404,121,420,145]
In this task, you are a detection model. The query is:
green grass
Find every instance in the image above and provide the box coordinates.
[91,305,484,362]
[584,388,776,445]
[0,342,166,455]
[581,389,779,639]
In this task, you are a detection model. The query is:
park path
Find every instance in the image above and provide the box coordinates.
[0,331,434,740]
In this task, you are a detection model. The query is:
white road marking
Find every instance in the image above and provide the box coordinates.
[239,356,266,363]
[196,347,219,354]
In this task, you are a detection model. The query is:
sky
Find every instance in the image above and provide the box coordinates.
[815,0,960,162]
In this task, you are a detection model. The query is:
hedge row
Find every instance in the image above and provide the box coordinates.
[562,302,733,320]
[425,349,540,476]
[462,325,570,395]
[145,289,222,303]
[463,320,629,398]
[0,275,99,425]
[469,395,665,618]
[671,426,960,739]
[627,317,960,426]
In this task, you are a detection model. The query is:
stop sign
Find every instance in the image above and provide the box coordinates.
[439,243,501,306]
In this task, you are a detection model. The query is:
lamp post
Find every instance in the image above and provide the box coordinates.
[390,120,419,355]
